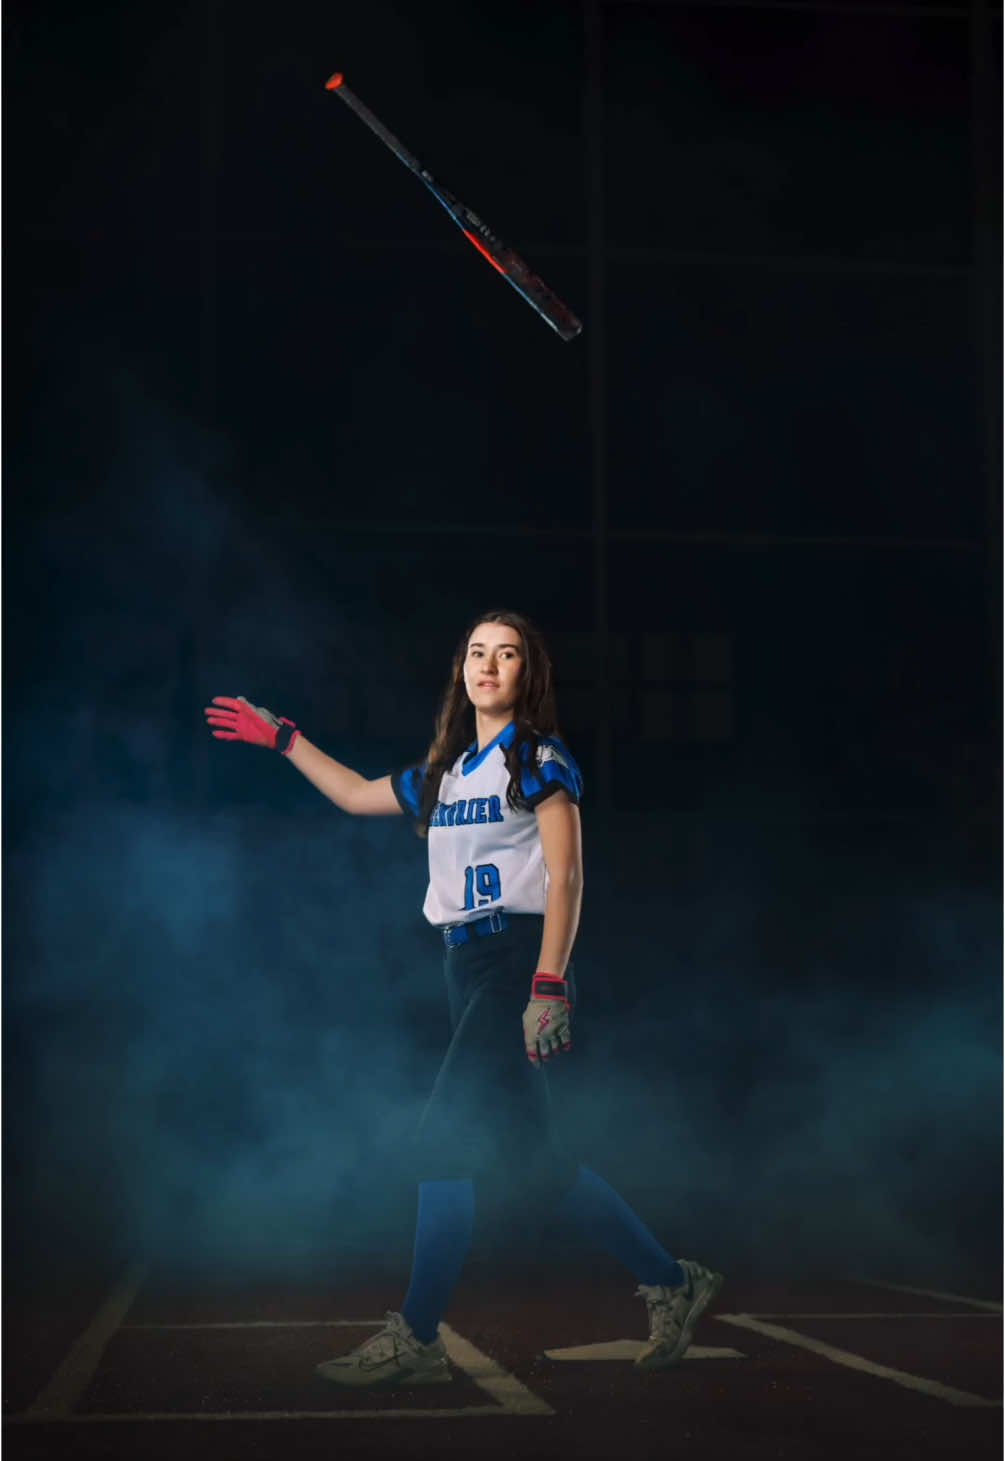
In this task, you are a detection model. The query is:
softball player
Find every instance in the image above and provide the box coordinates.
[204,609,722,1388]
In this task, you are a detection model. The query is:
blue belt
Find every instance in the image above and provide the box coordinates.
[442,911,509,948]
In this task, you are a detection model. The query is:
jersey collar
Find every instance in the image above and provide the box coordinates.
[461,720,516,777]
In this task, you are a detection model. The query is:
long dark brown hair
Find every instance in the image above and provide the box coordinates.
[414,609,561,837]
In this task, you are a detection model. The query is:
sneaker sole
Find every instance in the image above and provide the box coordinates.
[316,1359,453,1388]
[634,1270,725,1372]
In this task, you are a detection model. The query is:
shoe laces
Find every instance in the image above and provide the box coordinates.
[635,1282,689,1340]
[360,1311,413,1363]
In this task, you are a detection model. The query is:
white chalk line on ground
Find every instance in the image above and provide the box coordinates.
[121,1311,1004,1331]
[11,1304,553,1424]
[544,1339,745,1361]
[11,1407,510,1424]
[123,1320,396,1330]
[439,1323,554,1415]
[715,1313,1001,1409]
[737,1312,1003,1320]
[850,1279,1003,1314]
[25,1263,148,1421]
[14,1269,1001,1425]
[122,1316,557,1416]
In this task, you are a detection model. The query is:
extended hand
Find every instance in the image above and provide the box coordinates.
[204,695,298,752]
[522,975,572,1065]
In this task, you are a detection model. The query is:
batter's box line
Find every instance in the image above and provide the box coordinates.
[441,1322,555,1415]
[7,1310,554,1424]
[118,1318,554,1414]
[714,1313,1000,1410]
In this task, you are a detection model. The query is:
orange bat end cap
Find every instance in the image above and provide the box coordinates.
[325,72,344,90]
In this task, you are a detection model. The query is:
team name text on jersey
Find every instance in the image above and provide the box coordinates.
[429,795,505,829]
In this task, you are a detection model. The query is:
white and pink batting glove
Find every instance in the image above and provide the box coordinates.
[204,695,300,755]
[522,974,572,1065]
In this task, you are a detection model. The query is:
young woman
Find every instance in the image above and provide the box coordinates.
[204,609,722,1388]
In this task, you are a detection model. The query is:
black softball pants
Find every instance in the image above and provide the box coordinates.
[412,914,579,1202]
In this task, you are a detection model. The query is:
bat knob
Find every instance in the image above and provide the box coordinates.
[325,72,344,91]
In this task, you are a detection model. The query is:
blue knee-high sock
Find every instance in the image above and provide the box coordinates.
[555,1165,685,1288]
[401,1179,475,1344]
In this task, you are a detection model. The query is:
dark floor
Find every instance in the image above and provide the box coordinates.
[4,1256,1001,1461]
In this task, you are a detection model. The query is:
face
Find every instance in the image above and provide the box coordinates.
[463,621,524,714]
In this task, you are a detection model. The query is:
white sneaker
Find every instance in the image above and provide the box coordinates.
[316,1310,452,1388]
[634,1259,724,1370]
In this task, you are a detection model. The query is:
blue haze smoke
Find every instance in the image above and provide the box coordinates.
[5,376,999,1297]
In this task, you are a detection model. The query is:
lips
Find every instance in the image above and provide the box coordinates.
[478,681,499,689]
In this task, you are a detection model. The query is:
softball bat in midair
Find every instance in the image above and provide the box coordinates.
[325,72,582,342]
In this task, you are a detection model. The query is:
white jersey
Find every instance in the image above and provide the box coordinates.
[391,721,583,928]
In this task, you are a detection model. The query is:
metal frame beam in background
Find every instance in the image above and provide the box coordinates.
[29,231,974,276]
[298,522,983,551]
[191,0,218,806]
[602,0,985,14]
[584,0,611,817]
[969,0,1003,740]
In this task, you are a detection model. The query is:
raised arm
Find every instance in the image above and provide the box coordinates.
[286,737,401,816]
[204,695,402,816]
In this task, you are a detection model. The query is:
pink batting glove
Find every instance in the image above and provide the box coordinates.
[203,695,300,754]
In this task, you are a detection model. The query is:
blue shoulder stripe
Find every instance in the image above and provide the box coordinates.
[391,763,425,819]
[519,737,583,808]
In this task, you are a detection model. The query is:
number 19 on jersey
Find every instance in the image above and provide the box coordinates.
[463,863,501,911]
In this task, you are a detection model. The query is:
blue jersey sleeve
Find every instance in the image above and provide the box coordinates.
[519,737,583,809]
[391,763,426,819]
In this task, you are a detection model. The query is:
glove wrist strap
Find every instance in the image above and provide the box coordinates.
[532,972,569,1003]
[275,720,300,756]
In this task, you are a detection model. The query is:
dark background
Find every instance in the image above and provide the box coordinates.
[4,0,1002,1296]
